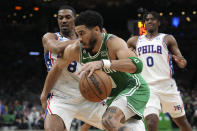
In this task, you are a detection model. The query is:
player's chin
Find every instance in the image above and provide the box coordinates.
[61,28,69,32]
[147,29,154,33]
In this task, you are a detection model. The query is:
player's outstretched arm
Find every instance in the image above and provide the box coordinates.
[40,44,77,110]
[42,33,79,54]
[166,35,187,68]
[40,58,67,109]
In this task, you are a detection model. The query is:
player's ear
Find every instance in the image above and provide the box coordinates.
[94,26,100,32]
[93,26,101,35]
[102,28,107,33]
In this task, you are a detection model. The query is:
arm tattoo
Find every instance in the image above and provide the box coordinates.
[107,107,117,114]
[108,35,116,41]
[108,115,112,120]
[102,107,117,118]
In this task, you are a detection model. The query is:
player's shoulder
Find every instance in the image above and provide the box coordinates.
[106,33,118,41]
[127,35,139,47]
[107,33,126,42]
[127,35,139,42]
[42,32,57,39]
[128,35,139,40]
[107,34,127,46]
[42,32,57,44]
[161,33,178,48]
[163,33,176,42]
[42,32,56,51]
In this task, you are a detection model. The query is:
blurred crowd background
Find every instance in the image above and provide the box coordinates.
[0,0,197,130]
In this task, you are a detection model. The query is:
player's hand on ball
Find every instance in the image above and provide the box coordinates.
[78,61,103,77]
[40,92,48,110]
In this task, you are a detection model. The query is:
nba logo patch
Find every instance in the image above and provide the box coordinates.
[100,100,106,106]
[174,105,183,112]
[101,51,107,57]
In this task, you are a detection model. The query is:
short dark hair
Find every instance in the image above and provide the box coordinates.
[58,5,76,17]
[75,10,103,31]
[143,11,160,22]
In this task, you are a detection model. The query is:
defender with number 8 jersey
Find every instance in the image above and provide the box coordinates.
[44,32,107,130]
[44,32,84,104]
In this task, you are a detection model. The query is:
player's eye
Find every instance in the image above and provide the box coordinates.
[78,31,84,36]
[58,16,63,20]
[66,15,71,19]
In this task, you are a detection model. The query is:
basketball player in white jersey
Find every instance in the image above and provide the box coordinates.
[40,5,106,131]
[127,11,192,131]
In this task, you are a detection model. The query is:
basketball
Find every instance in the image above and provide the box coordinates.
[79,70,112,102]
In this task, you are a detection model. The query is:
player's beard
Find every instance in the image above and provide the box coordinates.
[85,34,97,55]
[61,29,70,37]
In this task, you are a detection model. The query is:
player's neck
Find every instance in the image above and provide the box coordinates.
[146,32,159,39]
[91,33,103,54]
[60,31,76,40]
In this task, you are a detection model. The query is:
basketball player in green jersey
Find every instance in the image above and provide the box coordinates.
[43,10,150,131]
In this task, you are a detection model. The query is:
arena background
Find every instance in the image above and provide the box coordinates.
[0,0,197,130]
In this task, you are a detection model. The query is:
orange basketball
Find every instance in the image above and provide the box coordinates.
[79,70,112,102]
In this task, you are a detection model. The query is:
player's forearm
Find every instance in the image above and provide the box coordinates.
[42,65,62,95]
[109,59,137,73]
[43,33,77,54]
[46,39,76,54]
[55,40,78,53]
[102,57,143,74]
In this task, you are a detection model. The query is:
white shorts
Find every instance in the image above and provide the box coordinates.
[109,96,136,120]
[144,80,185,118]
[125,118,145,131]
[47,95,107,131]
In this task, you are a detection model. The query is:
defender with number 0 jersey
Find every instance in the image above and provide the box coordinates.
[136,33,174,85]
[136,33,185,118]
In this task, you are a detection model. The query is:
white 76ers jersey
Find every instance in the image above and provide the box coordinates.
[44,32,84,104]
[136,33,174,84]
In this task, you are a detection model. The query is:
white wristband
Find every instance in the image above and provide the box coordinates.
[102,59,111,69]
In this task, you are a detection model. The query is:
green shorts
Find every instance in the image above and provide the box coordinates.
[106,74,150,120]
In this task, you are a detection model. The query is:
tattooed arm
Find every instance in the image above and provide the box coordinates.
[102,107,130,131]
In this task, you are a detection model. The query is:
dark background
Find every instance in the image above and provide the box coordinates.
[0,0,197,129]
[0,0,197,110]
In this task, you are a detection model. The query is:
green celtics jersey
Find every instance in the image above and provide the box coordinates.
[80,33,149,120]
[80,33,147,97]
